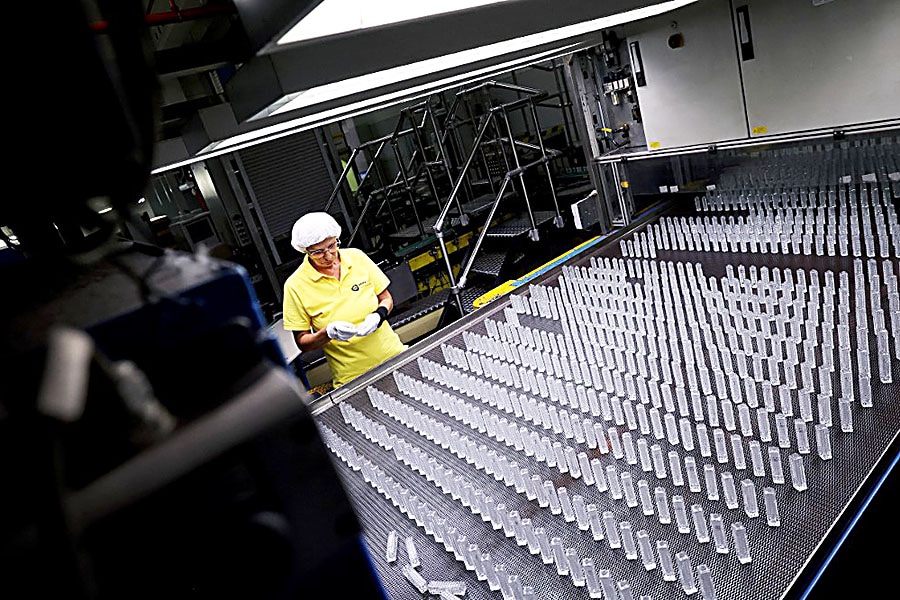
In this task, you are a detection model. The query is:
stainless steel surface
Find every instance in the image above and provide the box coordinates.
[310,138,900,600]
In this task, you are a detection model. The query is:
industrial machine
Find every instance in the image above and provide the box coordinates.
[309,129,900,600]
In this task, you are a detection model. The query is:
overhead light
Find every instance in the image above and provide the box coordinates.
[279,0,516,44]
[154,42,579,173]
[265,0,695,120]
[154,0,697,173]
[259,41,581,121]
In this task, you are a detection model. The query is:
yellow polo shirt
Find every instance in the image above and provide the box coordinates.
[282,248,407,387]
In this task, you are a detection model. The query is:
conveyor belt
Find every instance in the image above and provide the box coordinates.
[311,142,900,600]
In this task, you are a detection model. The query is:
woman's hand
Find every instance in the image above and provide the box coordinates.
[326,320,357,341]
[355,313,382,336]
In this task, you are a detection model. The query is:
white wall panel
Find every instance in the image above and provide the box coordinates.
[738,0,900,137]
[625,0,748,150]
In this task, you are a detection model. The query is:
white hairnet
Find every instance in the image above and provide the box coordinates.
[290,212,342,253]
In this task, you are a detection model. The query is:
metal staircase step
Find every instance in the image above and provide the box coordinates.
[460,189,516,216]
[485,211,558,238]
[388,214,439,239]
[458,286,489,314]
[470,251,508,277]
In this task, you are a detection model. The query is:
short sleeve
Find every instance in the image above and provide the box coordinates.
[282,279,311,332]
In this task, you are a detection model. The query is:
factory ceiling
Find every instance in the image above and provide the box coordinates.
[98,0,681,171]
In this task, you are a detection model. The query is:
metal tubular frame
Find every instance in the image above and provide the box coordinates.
[432,80,565,315]
[323,101,454,247]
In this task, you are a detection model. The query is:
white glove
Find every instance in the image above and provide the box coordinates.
[326,320,357,341]
[355,312,383,337]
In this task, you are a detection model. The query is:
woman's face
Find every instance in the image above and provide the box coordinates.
[306,236,340,268]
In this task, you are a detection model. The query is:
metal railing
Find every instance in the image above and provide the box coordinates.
[432,81,565,315]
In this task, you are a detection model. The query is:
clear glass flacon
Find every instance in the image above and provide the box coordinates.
[535,527,553,564]
[598,569,618,600]
[794,418,810,454]
[587,504,605,541]
[637,529,656,570]
[818,393,832,426]
[386,530,398,562]
[815,423,833,460]
[651,443,668,478]
[768,447,785,484]
[673,495,691,533]
[878,329,893,383]
[617,580,636,600]
[839,397,853,432]
[676,551,698,594]
[495,564,511,598]
[565,447,581,478]
[502,508,517,538]
[582,558,603,598]
[638,479,655,515]
[789,452,808,492]
[405,535,420,568]
[609,426,624,458]
[620,521,638,559]
[704,464,720,500]
[403,563,428,593]
[573,495,590,531]
[692,504,710,543]
[697,563,718,600]
[607,465,623,499]
[710,513,729,554]
[579,453,595,485]
[686,456,702,492]
[731,434,747,469]
[638,438,653,472]
[757,408,772,442]
[622,472,639,508]
[763,487,781,526]
[775,413,791,448]
[741,479,759,517]
[566,547,585,586]
[558,488,575,522]
[603,510,622,548]
[655,486,672,524]
[592,459,607,492]
[670,451,685,486]
[657,541,677,581]
[732,522,752,564]
[551,537,568,576]
[546,482,561,514]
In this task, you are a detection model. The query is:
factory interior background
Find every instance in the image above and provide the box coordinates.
[1,1,899,599]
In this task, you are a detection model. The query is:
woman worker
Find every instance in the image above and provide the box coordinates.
[282,212,407,389]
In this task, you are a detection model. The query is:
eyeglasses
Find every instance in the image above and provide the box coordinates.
[307,239,340,257]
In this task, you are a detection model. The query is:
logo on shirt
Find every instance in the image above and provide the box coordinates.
[351,280,369,292]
